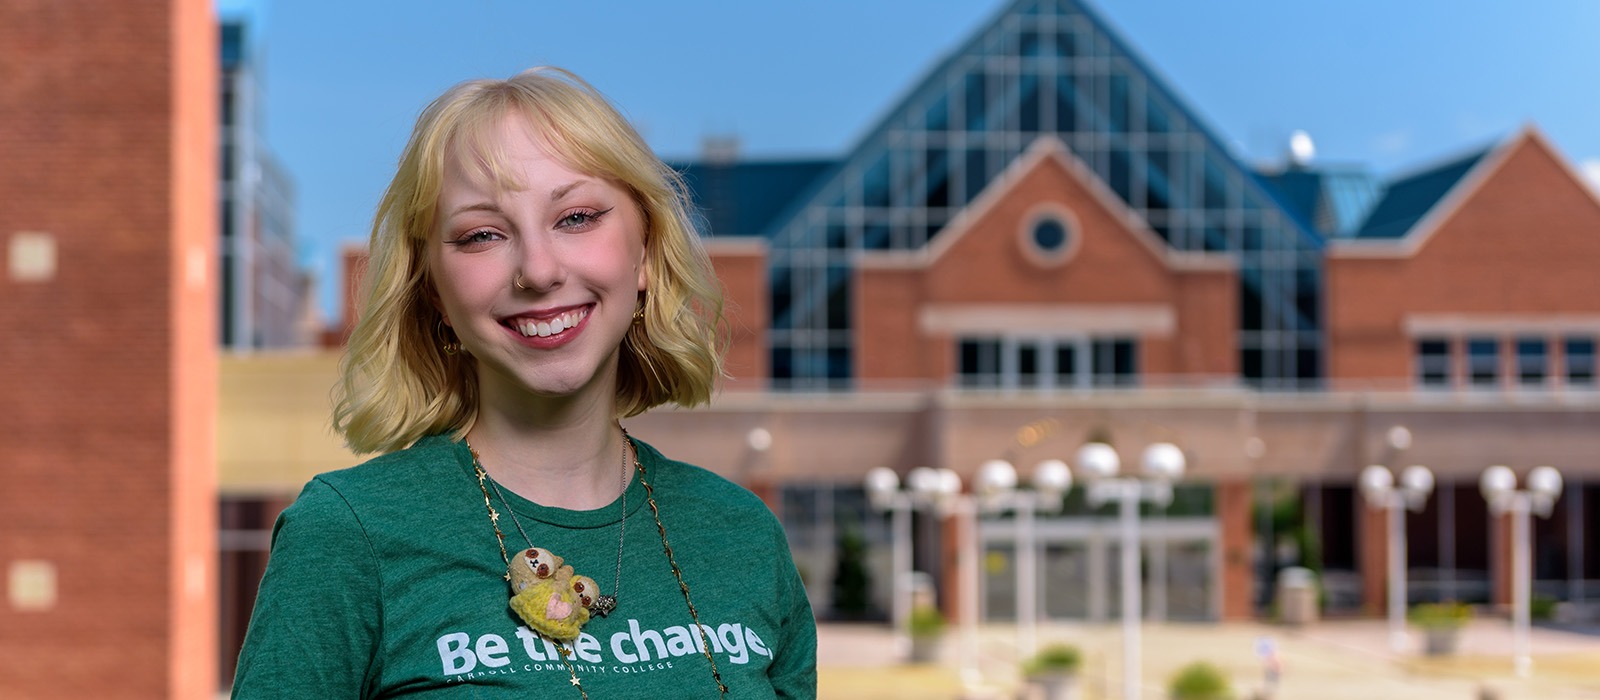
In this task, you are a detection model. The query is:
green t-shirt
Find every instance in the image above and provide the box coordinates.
[232,434,817,699]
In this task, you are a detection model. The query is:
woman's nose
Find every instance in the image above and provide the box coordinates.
[513,234,566,293]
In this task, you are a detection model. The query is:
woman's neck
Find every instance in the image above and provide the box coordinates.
[467,389,630,511]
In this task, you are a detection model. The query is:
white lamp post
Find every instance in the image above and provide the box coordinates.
[865,466,913,657]
[1359,461,1434,653]
[865,466,974,677]
[1077,441,1186,700]
[976,458,1072,659]
[1480,464,1563,677]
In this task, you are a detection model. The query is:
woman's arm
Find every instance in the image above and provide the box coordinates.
[766,528,818,699]
[231,478,384,699]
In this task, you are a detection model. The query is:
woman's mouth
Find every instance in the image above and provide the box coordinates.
[506,306,589,339]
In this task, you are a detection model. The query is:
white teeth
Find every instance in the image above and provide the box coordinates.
[512,308,587,338]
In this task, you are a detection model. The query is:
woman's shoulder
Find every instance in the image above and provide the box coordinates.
[295,434,466,515]
[632,438,775,520]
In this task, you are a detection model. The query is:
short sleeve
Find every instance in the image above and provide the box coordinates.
[766,524,818,699]
[231,478,384,699]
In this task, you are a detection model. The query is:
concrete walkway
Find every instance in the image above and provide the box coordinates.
[816,618,1600,699]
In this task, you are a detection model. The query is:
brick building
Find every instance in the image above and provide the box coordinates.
[213,0,1600,681]
[0,0,219,698]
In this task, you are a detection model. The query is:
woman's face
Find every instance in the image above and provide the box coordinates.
[430,113,647,407]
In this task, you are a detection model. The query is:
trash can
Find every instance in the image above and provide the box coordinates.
[1276,567,1318,626]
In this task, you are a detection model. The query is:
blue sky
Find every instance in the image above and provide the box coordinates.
[226,0,1600,321]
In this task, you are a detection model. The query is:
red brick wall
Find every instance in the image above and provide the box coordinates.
[1328,133,1600,383]
[1173,270,1238,379]
[856,266,927,382]
[0,0,217,697]
[707,242,767,390]
[1359,502,1388,616]
[856,144,1236,386]
[1215,479,1255,620]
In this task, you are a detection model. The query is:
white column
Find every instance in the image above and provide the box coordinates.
[1388,498,1407,653]
[1120,485,1141,700]
[1513,501,1532,677]
[1018,503,1038,658]
[891,503,911,657]
[960,503,982,685]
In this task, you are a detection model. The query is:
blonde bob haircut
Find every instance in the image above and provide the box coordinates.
[333,67,724,455]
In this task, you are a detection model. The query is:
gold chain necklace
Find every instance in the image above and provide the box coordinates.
[484,443,625,618]
[469,428,728,698]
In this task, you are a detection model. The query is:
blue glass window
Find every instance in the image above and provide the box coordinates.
[1565,337,1596,386]
[1517,337,1547,386]
[1467,337,1499,388]
[1416,338,1450,387]
[1032,218,1069,253]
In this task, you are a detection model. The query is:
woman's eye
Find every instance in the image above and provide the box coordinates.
[556,207,613,230]
[448,229,499,247]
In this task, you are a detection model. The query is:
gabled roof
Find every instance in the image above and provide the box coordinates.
[1258,165,1380,237]
[674,159,834,238]
[1350,147,1491,240]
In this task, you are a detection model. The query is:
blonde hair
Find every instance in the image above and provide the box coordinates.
[333,67,724,454]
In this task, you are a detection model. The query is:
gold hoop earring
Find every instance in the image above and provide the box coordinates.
[437,319,464,356]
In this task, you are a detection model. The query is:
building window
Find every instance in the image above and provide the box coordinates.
[1416,338,1451,387]
[1019,209,1080,266]
[1516,337,1547,387]
[956,335,1137,389]
[958,337,1002,388]
[1032,218,1068,252]
[1566,337,1596,387]
[1467,337,1499,388]
[1091,338,1138,387]
[1017,340,1043,388]
[1055,344,1079,387]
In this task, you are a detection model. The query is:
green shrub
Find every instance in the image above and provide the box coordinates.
[1409,601,1472,629]
[830,528,873,617]
[1022,643,1082,677]
[1169,661,1232,700]
[908,605,945,638]
[1531,595,1558,621]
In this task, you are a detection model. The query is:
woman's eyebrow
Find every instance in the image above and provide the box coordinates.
[447,202,504,217]
[549,180,589,202]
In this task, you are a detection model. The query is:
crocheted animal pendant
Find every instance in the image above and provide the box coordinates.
[507,547,602,641]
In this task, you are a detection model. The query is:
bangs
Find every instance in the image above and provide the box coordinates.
[434,91,630,220]
[439,98,533,209]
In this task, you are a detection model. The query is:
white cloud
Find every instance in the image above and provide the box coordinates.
[1372,129,1413,157]
[1582,159,1600,196]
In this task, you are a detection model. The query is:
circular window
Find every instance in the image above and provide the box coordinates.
[1018,207,1081,267]
[1032,218,1069,252]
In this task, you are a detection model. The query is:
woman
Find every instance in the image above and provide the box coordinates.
[232,67,817,699]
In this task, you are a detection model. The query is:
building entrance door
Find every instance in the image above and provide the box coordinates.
[980,516,1219,622]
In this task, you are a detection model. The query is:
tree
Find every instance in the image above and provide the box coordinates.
[831,527,873,618]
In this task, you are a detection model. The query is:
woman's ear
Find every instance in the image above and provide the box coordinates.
[427,284,451,326]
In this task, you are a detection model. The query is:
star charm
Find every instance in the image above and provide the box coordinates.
[570,677,582,687]
[591,594,617,618]
[489,511,500,523]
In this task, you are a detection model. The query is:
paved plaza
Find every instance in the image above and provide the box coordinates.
[816,618,1600,699]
